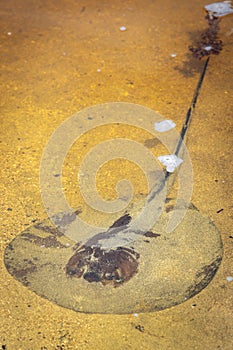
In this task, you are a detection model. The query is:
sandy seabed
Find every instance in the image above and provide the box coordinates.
[0,0,232,349]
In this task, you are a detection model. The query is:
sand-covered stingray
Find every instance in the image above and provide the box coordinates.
[4,49,223,314]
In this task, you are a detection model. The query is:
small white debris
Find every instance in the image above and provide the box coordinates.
[97,68,101,72]
[226,276,233,282]
[170,53,177,58]
[119,26,127,31]
[133,313,139,317]
[65,243,71,247]
[158,154,183,173]
[155,120,176,132]
[204,1,233,17]
[7,32,12,36]
[204,45,212,51]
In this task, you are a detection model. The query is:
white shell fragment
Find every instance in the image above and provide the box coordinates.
[226,276,233,282]
[204,1,233,17]
[154,120,176,132]
[158,154,183,173]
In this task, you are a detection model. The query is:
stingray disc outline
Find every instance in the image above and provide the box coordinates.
[4,201,222,314]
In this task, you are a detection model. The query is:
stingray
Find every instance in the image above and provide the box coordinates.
[6,3,230,312]
[4,56,223,314]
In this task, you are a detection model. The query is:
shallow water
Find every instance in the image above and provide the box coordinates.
[1,0,233,349]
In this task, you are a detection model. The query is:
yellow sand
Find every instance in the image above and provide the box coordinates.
[1,0,232,349]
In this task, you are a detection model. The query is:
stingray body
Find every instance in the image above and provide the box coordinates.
[4,197,222,314]
[4,48,223,314]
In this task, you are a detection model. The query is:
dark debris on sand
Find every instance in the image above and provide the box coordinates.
[189,14,223,59]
